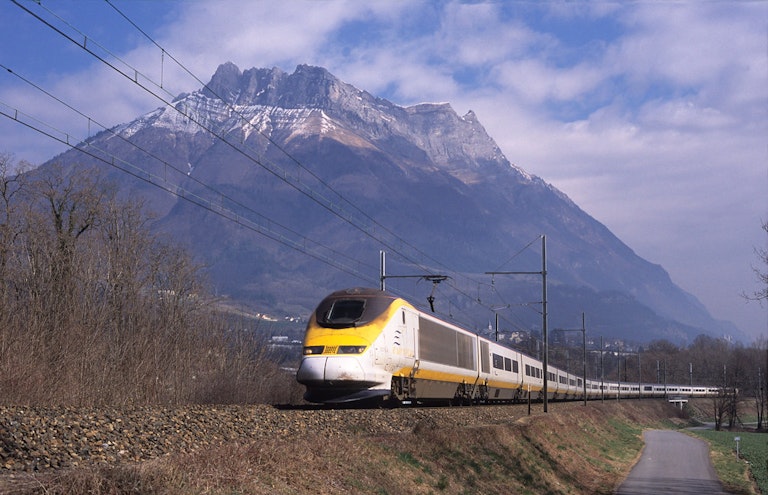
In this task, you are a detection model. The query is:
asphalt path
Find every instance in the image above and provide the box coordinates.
[614,429,730,494]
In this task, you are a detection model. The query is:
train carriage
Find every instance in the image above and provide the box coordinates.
[484,341,525,401]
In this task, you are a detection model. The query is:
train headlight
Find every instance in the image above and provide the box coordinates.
[337,345,366,354]
[303,346,325,355]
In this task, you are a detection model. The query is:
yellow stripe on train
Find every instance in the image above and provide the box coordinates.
[392,367,544,394]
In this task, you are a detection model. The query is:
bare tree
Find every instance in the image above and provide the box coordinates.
[687,335,731,385]
[712,392,729,431]
[744,219,768,303]
[740,220,768,429]
[755,363,765,430]
[0,153,27,281]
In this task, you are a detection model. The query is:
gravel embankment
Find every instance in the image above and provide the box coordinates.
[0,403,545,472]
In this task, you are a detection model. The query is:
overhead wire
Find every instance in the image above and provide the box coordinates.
[0,62,376,280]
[36,0,429,270]
[8,0,544,332]
[492,234,543,272]
[17,0,531,328]
[105,0,433,264]
[100,0,506,296]
[13,0,432,273]
[0,97,378,285]
[9,0,392,273]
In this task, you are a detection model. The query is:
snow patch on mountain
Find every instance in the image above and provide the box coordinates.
[114,63,535,189]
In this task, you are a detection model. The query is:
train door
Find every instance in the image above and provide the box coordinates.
[375,306,417,371]
[397,307,417,361]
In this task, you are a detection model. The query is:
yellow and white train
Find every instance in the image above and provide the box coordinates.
[296,288,721,404]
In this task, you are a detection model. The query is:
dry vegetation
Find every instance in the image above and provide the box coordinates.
[0,157,304,407]
[1,400,702,495]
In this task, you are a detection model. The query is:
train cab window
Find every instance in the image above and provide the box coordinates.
[314,289,396,329]
[327,300,365,324]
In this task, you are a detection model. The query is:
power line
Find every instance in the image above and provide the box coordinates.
[13,0,435,274]
[7,0,540,329]
[0,98,378,285]
[99,0,509,299]
[0,62,376,278]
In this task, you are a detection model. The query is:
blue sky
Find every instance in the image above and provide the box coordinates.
[0,0,766,339]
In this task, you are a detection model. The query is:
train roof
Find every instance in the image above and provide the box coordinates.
[325,287,397,299]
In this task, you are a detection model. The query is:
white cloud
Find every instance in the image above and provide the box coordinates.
[155,1,412,88]
[436,3,548,65]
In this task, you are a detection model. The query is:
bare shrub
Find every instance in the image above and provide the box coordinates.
[0,160,295,407]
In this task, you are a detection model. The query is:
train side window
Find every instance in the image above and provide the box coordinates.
[512,360,519,373]
[493,353,504,370]
[525,364,531,376]
[504,357,512,372]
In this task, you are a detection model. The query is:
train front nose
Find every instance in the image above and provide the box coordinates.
[297,356,390,403]
[295,356,326,385]
[296,356,366,385]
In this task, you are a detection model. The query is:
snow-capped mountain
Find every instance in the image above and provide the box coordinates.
[45,63,741,343]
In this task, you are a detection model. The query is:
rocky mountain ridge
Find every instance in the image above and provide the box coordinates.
[48,62,741,343]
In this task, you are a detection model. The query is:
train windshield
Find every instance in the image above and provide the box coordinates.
[327,299,366,324]
[314,288,395,328]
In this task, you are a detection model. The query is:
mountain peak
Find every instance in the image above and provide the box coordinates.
[202,63,354,109]
[193,64,508,181]
[202,61,242,101]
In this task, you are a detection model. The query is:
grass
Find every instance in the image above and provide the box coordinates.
[688,429,766,494]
